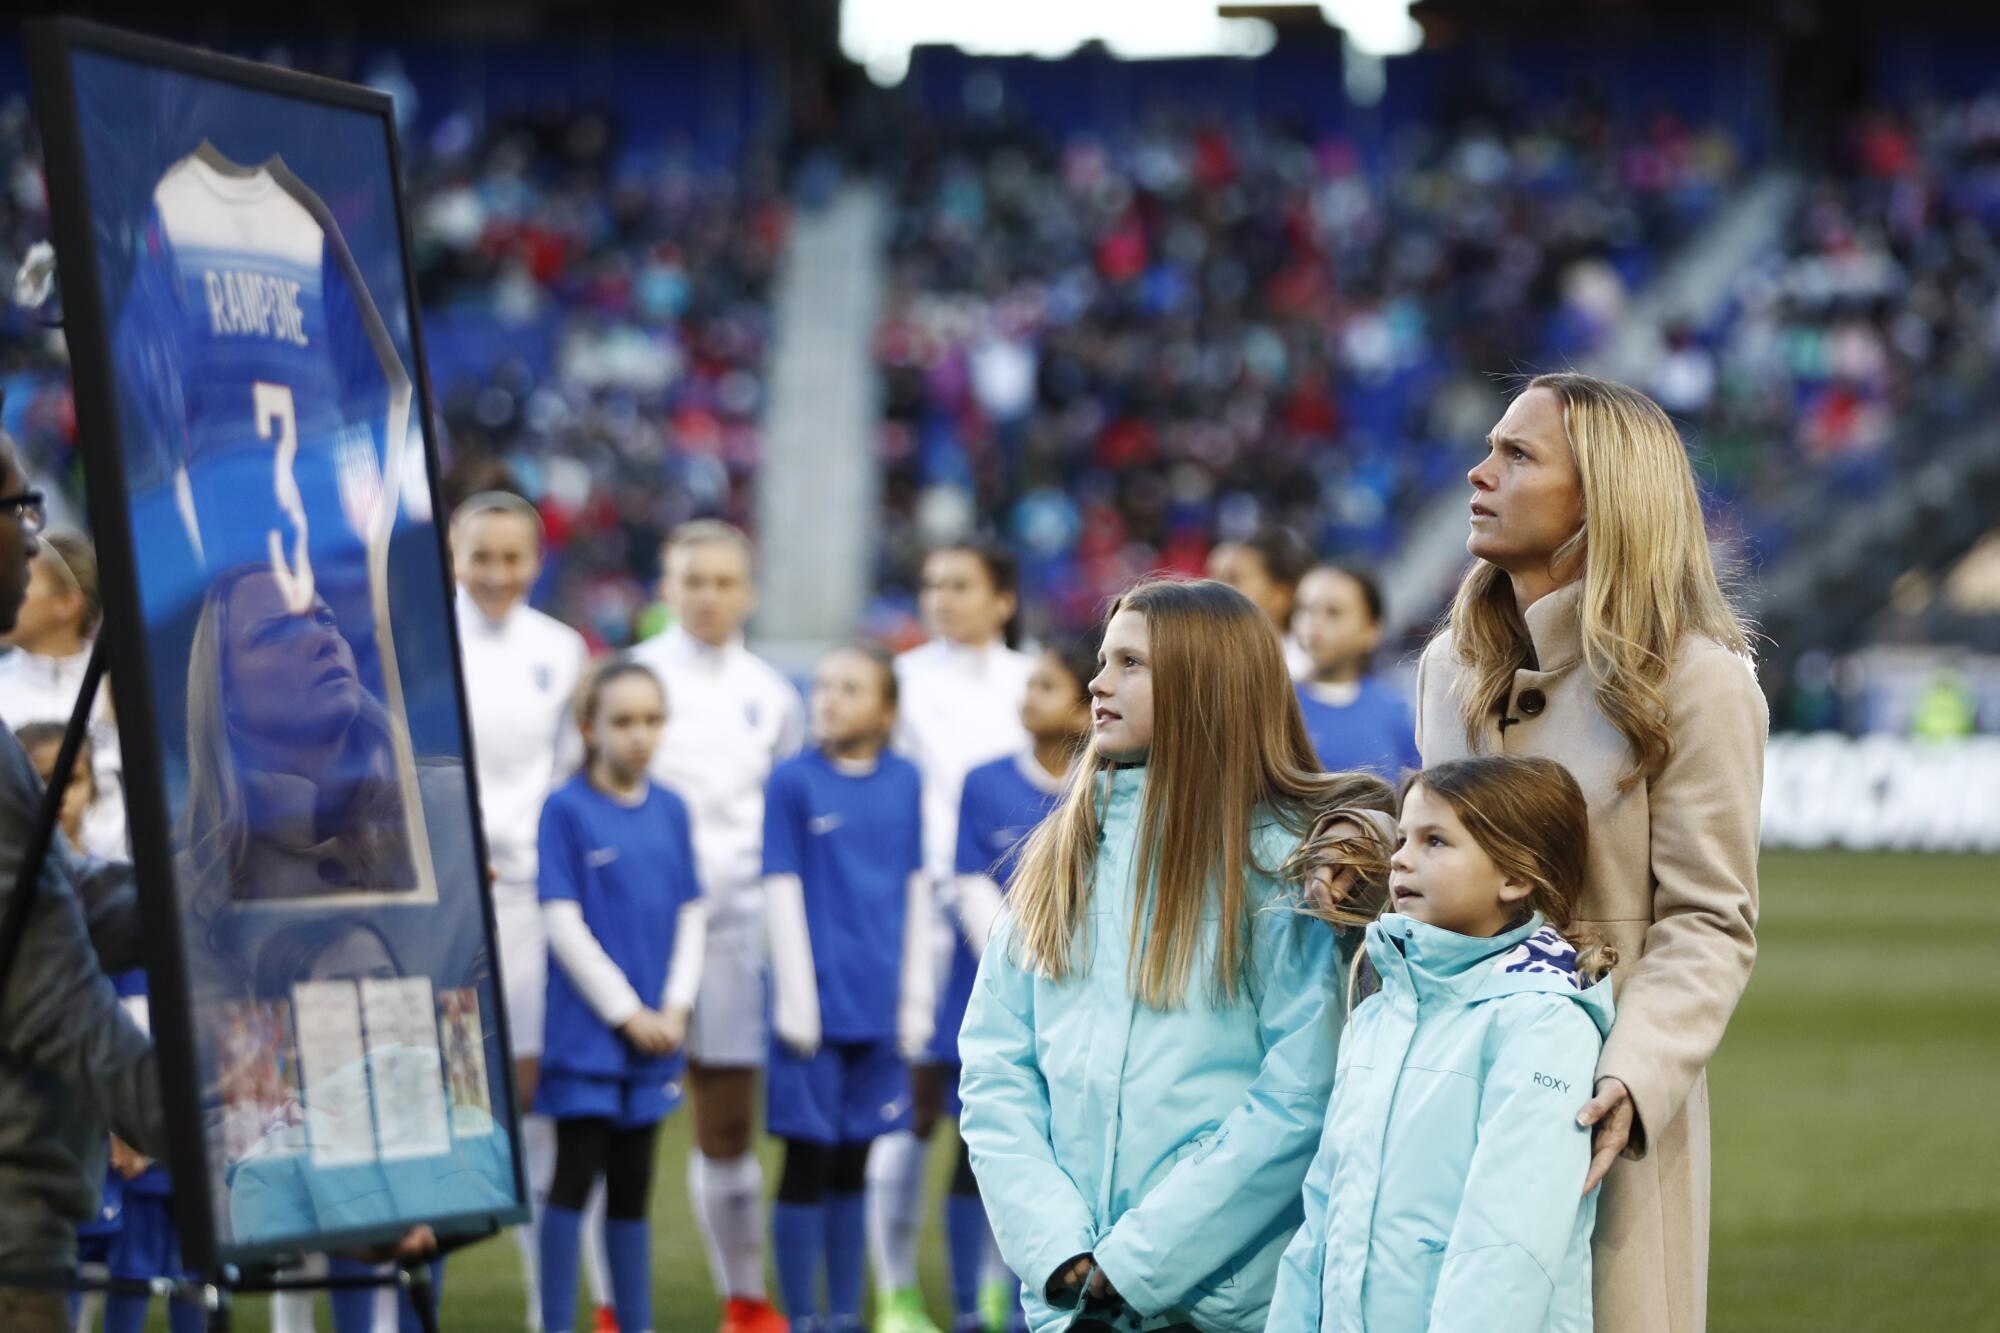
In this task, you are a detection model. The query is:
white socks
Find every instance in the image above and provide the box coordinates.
[689,1149,768,1300]
[269,1256,323,1333]
[519,1111,558,1328]
[582,1177,613,1307]
[866,1130,927,1290]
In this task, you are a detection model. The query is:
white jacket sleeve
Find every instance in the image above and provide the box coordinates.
[898,871,937,1061]
[764,873,820,1054]
[543,900,643,1029]
[660,899,709,1012]
[954,874,1006,957]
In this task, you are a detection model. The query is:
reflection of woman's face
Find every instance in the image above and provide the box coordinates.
[224,572,361,747]
[306,926,398,983]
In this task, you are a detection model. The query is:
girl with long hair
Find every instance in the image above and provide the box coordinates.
[1415,372,1765,1332]
[1269,757,1616,1332]
[959,578,1394,1333]
[936,639,1097,1333]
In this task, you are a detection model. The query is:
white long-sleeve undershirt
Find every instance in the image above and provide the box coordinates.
[542,897,709,1030]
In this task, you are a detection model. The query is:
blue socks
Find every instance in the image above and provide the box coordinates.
[539,1204,584,1333]
[945,1193,989,1321]
[399,1260,445,1333]
[772,1200,825,1322]
[327,1257,379,1333]
[605,1217,653,1333]
[824,1192,866,1324]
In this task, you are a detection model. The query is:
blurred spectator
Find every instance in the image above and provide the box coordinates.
[0,89,787,649]
[866,100,1742,638]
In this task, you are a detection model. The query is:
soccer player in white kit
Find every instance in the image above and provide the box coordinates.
[628,521,803,1333]
[451,492,603,1333]
[876,542,1033,1333]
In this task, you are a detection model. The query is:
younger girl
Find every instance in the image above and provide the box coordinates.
[937,640,1097,1333]
[763,644,928,1333]
[960,578,1394,1333]
[537,660,709,1333]
[1267,756,1616,1333]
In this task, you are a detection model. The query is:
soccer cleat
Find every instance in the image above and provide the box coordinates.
[976,1280,1016,1333]
[873,1287,943,1333]
[593,1306,621,1333]
[722,1296,792,1333]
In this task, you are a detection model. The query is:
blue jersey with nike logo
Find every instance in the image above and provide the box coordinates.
[762,748,923,1040]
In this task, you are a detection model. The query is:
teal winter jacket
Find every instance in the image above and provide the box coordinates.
[958,765,1345,1333]
[1267,912,1615,1333]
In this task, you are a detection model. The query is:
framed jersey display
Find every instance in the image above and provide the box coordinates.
[28,19,528,1272]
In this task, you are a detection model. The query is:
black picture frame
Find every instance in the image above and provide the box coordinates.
[26,17,527,1275]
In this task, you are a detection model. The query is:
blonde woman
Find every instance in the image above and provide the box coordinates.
[1414,373,1765,1333]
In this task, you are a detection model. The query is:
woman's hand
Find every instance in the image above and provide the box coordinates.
[1305,861,1360,916]
[1298,813,1391,923]
[1577,1075,1635,1191]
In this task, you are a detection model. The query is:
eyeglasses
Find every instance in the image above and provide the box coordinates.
[0,489,46,535]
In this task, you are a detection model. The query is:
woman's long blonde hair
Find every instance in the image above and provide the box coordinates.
[1006,577,1395,1009]
[1444,373,1749,789]
[181,565,412,943]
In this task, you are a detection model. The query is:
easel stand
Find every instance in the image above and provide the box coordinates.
[0,1259,442,1333]
[0,643,478,1330]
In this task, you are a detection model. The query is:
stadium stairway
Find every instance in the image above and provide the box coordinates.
[1377,168,1803,649]
[754,182,890,675]
[1749,410,2000,685]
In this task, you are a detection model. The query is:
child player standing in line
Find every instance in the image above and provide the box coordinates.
[536,660,708,1333]
[885,542,1033,1333]
[764,645,932,1333]
[631,520,804,1333]
[1290,563,1419,779]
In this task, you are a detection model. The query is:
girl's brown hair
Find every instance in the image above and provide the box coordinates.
[1439,373,1750,791]
[574,656,665,768]
[1006,577,1395,1009]
[1399,756,1617,979]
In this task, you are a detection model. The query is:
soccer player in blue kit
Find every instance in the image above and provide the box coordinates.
[763,645,932,1333]
[936,641,1095,1333]
[536,661,709,1333]
[1291,564,1419,779]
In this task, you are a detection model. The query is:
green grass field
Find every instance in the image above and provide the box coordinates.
[156,850,2000,1331]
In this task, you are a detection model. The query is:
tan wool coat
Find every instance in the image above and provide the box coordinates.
[1413,580,1766,1333]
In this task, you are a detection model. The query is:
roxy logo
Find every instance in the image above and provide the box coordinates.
[1533,1072,1570,1094]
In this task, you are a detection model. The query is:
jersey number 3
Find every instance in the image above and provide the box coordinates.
[255,381,316,615]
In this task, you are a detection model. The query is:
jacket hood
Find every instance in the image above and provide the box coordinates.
[1368,912,1614,1038]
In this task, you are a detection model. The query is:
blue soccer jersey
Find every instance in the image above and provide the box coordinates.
[1296,678,1420,779]
[932,753,1064,1065]
[537,777,703,1083]
[110,147,411,637]
[762,749,924,1042]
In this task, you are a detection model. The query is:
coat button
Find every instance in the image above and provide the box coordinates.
[1518,688,1546,717]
